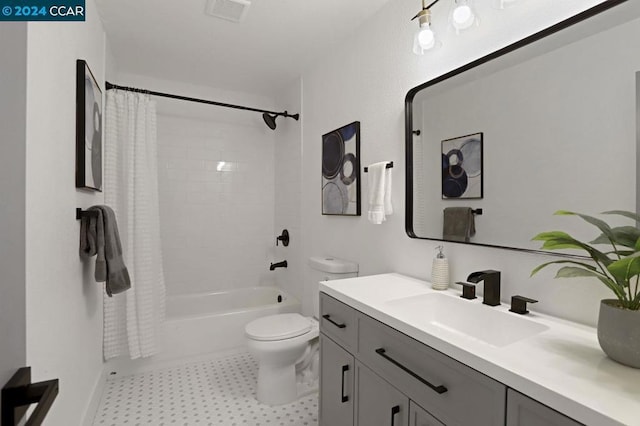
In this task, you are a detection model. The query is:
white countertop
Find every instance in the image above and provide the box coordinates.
[319,273,640,426]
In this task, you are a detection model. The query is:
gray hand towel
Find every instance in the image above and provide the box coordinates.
[443,207,476,242]
[79,205,131,296]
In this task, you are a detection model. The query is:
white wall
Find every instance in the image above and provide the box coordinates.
[298,0,613,325]
[24,1,106,423]
[0,22,28,389]
[273,78,304,302]
[115,73,279,295]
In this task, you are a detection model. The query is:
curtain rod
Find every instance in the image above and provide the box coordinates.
[104,82,300,120]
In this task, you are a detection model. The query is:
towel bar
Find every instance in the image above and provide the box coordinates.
[364,161,393,173]
[472,208,483,215]
[2,367,59,426]
[76,208,99,220]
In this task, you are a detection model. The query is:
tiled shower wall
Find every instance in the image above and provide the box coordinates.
[157,114,276,295]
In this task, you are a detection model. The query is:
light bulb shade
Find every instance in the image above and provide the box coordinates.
[413,23,440,55]
[449,0,478,33]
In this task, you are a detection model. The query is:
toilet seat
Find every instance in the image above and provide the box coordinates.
[245,313,312,341]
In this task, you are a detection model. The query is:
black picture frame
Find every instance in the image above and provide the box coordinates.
[75,59,103,191]
[441,132,483,200]
[321,121,361,216]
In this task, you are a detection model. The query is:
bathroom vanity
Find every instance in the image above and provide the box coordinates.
[318,274,640,426]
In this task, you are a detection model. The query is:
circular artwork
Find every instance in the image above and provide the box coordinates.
[460,138,482,177]
[339,122,358,141]
[340,153,357,185]
[441,133,483,199]
[322,180,348,214]
[322,132,344,179]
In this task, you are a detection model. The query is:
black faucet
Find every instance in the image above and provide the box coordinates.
[467,270,501,306]
[269,260,288,271]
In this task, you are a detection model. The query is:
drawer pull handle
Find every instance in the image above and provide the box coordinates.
[390,405,400,426]
[375,348,448,394]
[322,314,346,329]
[340,364,349,403]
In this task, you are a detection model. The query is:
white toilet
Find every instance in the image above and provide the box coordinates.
[245,256,358,405]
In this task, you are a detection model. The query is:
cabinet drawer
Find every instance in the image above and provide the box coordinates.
[320,293,358,351]
[357,314,506,426]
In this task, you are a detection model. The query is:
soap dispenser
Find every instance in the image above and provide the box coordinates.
[431,245,450,290]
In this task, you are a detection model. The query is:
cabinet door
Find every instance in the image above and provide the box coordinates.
[506,389,582,426]
[320,334,354,426]
[410,401,444,426]
[356,361,409,426]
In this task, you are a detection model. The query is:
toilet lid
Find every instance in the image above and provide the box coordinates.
[245,313,312,341]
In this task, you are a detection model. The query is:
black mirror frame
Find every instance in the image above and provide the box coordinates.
[404,0,627,257]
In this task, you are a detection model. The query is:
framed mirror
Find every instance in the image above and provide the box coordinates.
[405,0,639,254]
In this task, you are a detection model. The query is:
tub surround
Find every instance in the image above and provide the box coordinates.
[319,273,640,426]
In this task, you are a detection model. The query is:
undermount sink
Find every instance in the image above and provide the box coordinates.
[384,293,549,347]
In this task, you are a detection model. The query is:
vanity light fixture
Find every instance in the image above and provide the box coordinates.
[450,0,479,33]
[413,0,519,54]
[412,0,440,54]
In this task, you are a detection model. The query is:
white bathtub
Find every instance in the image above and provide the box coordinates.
[160,286,300,360]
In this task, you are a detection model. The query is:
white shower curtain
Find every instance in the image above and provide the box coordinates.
[103,90,166,360]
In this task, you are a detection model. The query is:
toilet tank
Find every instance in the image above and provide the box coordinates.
[309,256,358,319]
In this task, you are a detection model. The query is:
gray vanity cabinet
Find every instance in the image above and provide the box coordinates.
[506,390,582,426]
[355,361,409,426]
[319,334,355,426]
[320,292,510,426]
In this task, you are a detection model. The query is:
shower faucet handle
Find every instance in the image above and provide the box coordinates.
[276,229,290,247]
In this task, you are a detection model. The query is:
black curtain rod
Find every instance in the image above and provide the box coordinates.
[105,82,300,120]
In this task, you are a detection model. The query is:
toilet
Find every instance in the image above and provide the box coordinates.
[245,256,358,405]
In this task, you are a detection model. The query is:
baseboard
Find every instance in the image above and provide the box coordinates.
[80,365,108,426]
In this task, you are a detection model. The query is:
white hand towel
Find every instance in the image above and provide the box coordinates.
[384,166,393,216]
[367,161,393,224]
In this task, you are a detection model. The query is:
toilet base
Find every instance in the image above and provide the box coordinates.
[256,363,298,405]
[254,343,319,406]
[255,365,319,406]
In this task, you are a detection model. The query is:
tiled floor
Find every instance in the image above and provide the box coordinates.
[92,352,318,426]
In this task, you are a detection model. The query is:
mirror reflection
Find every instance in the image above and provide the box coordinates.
[406,1,639,252]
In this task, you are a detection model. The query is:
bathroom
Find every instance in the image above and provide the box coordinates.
[1,0,637,425]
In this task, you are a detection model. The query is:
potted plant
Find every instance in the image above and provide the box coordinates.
[531,210,640,368]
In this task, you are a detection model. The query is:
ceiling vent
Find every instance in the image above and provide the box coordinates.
[205,0,251,23]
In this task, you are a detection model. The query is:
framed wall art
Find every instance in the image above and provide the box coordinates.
[442,132,483,199]
[322,121,361,215]
[76,59,103,191]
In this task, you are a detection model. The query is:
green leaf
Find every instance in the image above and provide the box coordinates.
[554,266,627,301]
[532,231,612,265]
[636,236,640,252]
[602,210,640,223]
[555,266,604,279]
[590,226,640,248]
[608,256,640,284]
[603,250,635,256]
[530,260,597,277]
[555,210,616,243]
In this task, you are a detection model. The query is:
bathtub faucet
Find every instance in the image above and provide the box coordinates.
[269,260,288,271]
